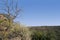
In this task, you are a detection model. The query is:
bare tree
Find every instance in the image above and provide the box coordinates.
[0,0,21,20]
[0,0,21,31]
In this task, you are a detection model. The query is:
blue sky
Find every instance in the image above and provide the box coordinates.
[0,0,60,26]
[16,0,60,26]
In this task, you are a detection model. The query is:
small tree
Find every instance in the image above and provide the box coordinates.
[0,0,21,30]
[0,0,21,20]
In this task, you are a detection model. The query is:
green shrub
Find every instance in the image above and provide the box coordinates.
[31,30,56,40]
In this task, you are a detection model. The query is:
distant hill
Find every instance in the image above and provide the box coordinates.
[29,26,60,30]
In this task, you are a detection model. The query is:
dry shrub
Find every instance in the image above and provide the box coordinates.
[9,23,31,40]
[0,22,31,40]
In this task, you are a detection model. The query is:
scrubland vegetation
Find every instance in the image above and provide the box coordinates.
[0,0,60,40]
[0,19,31,40]
[29,26,60,40]
[0,16,60,40]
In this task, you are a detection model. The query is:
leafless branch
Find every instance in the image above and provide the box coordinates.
[0,0,21,20]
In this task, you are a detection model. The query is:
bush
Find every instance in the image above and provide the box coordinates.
[9,23,31,40]
[31,30,56,40]
[0,19,31,40]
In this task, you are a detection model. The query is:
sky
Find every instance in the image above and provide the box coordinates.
[16,0,60,26]
[0,0,60,26]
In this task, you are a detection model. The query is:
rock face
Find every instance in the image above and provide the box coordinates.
[0,14,8,20]
[0,14,8,31]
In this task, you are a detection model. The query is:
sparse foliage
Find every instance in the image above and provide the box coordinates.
[0,0,21,20]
